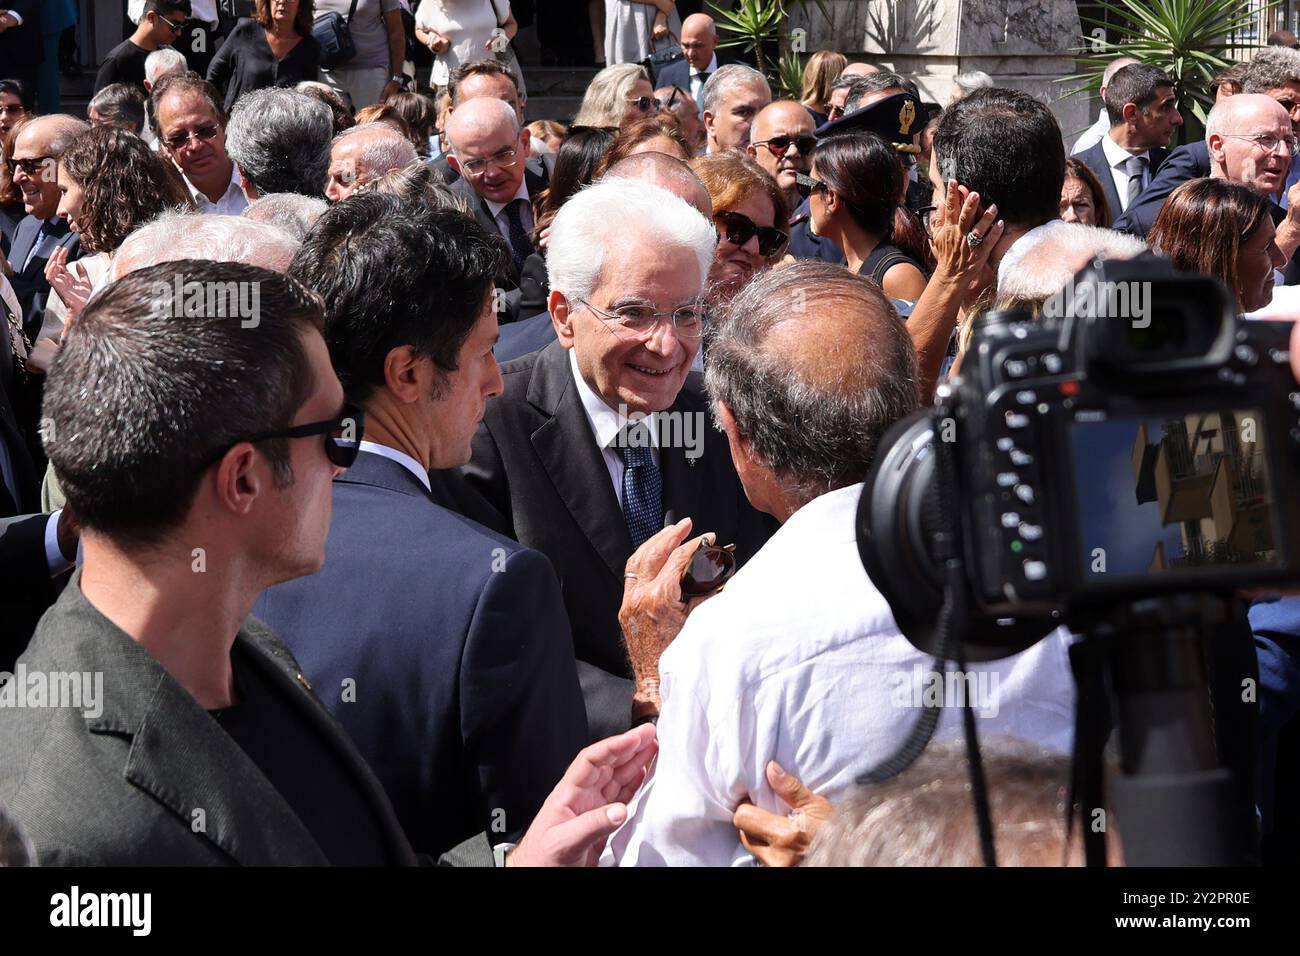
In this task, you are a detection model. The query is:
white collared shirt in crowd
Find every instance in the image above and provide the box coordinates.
[690,53,719,116]
[1100,132,1151,213]
[186,161,248,216]
[1071,108,1110,155]
[356,441,431,492]
[484,176,534,245]
[569,348,659,508]
[601,482,1077,866]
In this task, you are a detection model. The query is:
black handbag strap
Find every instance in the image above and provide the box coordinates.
[346,0,360,23]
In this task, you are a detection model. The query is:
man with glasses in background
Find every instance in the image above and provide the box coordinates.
[446,97,548,292]
[746,100,816,215]
[435,178,774,741]
[94,0,191,95]
[152,73,247,215]
[657,85,705,154]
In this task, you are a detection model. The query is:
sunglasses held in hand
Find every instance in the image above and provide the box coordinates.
[680,541,737,599]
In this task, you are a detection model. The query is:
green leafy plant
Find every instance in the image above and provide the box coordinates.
[774,52,806,99]
[1061,0,1272,143]
[707,0,831,75]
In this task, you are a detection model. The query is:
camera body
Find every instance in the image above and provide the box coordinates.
[858,256,1300,660]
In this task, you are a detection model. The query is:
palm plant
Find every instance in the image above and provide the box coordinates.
[1062,0,1272,143]
[774,52,806,99]
[707,0,831,75]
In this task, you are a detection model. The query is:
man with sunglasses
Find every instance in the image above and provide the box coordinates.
[0,259,657,867]
[93,0,191,95]
[745,100,815,215]
[153,73,248,216]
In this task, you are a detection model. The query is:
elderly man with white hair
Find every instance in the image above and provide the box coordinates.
[242,193,330,239]
[439,177,775,741]
[997,220,1148,295]
[700,64,772,154]
[225,87,334,201]
[143,47,187,94]
[324,123,418,202]
[446,97,547,290]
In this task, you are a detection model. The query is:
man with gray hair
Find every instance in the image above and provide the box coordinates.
[700,64,771,154]
[111,211,301,280]
[324,123,418,202]
[242,193,330,240]
[1072,55,1139,154]
[441,177,774,741]
[601,261,1076,866]
[997,220,1147,301]
[225,87,333,200]
[143,46,187,93]
[948,70,993,105]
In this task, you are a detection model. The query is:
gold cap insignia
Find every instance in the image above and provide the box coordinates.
[899,98,917,136]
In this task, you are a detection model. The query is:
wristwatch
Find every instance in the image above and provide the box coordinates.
[390,74,405,85]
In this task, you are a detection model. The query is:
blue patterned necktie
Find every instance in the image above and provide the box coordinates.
[503,198,535,275]
[618,424,663,549]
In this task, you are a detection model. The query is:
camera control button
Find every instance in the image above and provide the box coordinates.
[1234,345,1258,366]
[1041,352,1063,374]
[1005,412,1030,429]
[1014,484,1035,505]
[1019,523,1043,542]
[997,472,1019,487]
[997,437,1015,451]
[1016,390,1037,405]
[1004,359,1030,378]
[1000,512,1021,528]
[1009,449,1034,467]
[1022,560,1048,582]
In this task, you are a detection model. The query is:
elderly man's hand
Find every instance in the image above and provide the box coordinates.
[734,761,834,867]
[618,517,720,717]
[507,723,658,866]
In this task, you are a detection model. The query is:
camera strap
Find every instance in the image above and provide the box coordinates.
[1066,639,1113,866]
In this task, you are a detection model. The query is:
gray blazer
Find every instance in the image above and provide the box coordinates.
[0,574,492,866]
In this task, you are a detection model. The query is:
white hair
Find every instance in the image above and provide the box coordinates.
[547,179,716,304]
[242,193,329,241]
[953,70,994,95]
[998,220,1148,297]
[700,64,770,117]
[144,47,187,86]
[331,122,418,181]
[113,211,301,279]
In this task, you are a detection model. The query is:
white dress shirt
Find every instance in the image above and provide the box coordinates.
[1100,132,1151,213]
[601,482,1077,866]
[569,348,659,508]
[484,176,534,252]
[690,53,719,115]
[1071,108,1110,155]
[186,161,248,216]
[356,441,431,492]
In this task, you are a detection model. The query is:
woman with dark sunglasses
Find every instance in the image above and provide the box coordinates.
[803,131,928,302]
[691,150,789,305]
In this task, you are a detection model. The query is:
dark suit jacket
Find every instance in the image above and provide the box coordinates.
[0,513,61,670]
[0,303,39,517]
[8,215,82,340]
[787,197,845,265]
[449,160,549,290]
[433,341,776,739]
[0,575,421,865]
[253,451,587,856]
[0,0,41,70]
[495,309,556,362]
[1075,138,1169,229]
[1112,140,1209,238]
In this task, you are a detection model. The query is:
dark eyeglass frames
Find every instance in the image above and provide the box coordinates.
[239,404,366,469]
[752,135,816,158]
[163,123,221,151]
[627,95,661,113]
[793,171,829,200]
[6,154,53,178]
[715,210,789,259]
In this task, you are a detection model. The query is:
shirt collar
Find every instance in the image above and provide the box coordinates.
[484,176,531,220]
[691,54,719,77]
[1101,132,1148,168]
[356,441,432,492]
[185,160,243,210]
[567,347,659,452]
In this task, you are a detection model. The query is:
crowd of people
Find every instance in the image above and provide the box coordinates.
[0,0,1298,869]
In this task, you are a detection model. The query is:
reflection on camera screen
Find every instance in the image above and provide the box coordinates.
[1072,408,1279,579]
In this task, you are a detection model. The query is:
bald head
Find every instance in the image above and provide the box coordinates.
[446,95,529,203]
[1101,56,1139,92]
[747,100,815,205]
[841,62,881,78]
[1206,93,1294,194]
[324,123,418,202]
[603,152,712,217]
[681,13,718,71]
[11,114,90,219]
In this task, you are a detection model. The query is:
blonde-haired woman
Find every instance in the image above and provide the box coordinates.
[800,49,847,126]
[572,63,657,128]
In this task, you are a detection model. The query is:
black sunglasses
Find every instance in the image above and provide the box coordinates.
[680,541,737,598]
[627,95,661,113]
[753,134,817,158]
[242,404,366,469]
[6,154,53,178]
[793,171,829,200]
[715,210,789,259]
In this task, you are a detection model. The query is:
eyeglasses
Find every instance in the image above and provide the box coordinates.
[163,122,221,151]
[240,404,366,469]
[577,297,707,340]
[715,210,789,259]
[917,204,937,240]
[155,11,186,33]
[680,541,736,598]
[752,135,816,158]
[458,145,518,177]
[0,103,30,117]
[1222,132,1300,156]
[627,96,661,113]
[663,86,684,110]
[793,171,829,200]
[5,154,53,178]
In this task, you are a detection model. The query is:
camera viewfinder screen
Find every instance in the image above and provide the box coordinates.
[1070,410,1280,580]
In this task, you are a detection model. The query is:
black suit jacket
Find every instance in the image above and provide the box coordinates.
[1075,138,1169,228]
[1112,140,1209,238]
[449,160,550,290]
[432,341,776,739]
[0,0,40,70]
[0,300,39,518]
[253,451,587,856]
[495,309,556,362]
[0,513,62,670]
[8,215,82,340]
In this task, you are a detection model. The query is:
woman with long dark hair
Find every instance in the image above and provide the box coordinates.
[532,125,617,246]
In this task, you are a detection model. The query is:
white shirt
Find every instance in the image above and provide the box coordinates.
[1071,108,1110,155]
[601,483,1077,866]
[690,53,718,114]
[484,175,533,244]
[1100,132,1151,213]
[186,161,248,217]
[356,441,431,492]
[416,0,511,87]
[568,348,659,508]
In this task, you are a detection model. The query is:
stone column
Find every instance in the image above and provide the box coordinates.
[789,0,1093,144]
